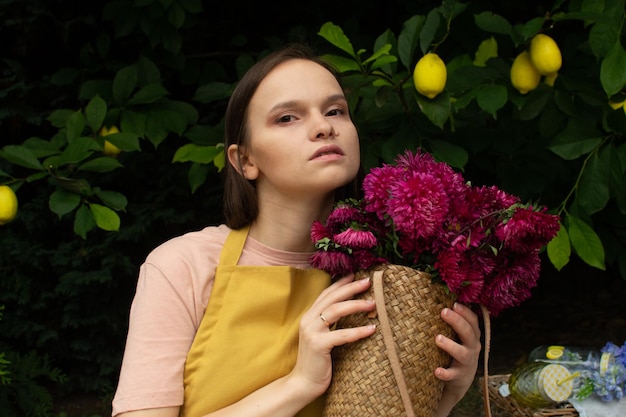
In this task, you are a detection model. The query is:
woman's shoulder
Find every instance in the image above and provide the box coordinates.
[145,224,231,265]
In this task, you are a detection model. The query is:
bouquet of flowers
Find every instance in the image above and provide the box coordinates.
[577,340,626,402]
[310,149,561,316]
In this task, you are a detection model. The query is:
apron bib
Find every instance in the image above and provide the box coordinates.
[181,226,330,417]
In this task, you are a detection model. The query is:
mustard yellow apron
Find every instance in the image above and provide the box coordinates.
[181,226,331,417]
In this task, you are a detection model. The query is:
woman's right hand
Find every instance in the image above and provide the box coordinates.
[288,274,377,401]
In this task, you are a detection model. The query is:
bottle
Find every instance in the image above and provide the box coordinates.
[528,345,615,375]
[507,362,576,408]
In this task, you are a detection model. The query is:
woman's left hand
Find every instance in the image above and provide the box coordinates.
[434,302,481,417]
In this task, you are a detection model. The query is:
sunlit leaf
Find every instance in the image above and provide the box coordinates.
[89,203,120,232]
[473,37,498,66]
[318,22,357,59]
[547,223,571,271]
[74,204,95,239]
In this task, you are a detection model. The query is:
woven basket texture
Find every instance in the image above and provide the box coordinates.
[481,374,579,417]
[323,264,456,417]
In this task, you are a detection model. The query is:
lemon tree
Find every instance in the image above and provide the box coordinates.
[2,0,625,269]
[317,0,626,277]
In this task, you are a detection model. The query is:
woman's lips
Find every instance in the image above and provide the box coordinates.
[310,145,344,160]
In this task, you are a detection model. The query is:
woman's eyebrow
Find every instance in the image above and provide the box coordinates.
[269,94,347,113]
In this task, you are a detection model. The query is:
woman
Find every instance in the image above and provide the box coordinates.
[112,43,481,417]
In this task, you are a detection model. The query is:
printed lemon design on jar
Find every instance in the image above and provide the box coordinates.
[546,345,565,359]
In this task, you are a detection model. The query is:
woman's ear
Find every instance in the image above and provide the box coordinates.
[227,144,259,180]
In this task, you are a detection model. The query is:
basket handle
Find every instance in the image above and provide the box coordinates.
[372,270,416,417]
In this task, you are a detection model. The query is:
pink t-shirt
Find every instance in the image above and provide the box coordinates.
[111,225,315,416]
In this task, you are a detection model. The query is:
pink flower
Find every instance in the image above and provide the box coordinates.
[309,148,561,316]
[385,171,449,240]
[310,220,330,243]
[496,206,561,252]
[353,249,388,270]
[334,228,378,249]
[309,250,356,278]
[363,165,403,220]
[479,250,541,316]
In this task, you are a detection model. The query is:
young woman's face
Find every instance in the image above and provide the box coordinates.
[242,59,360,201]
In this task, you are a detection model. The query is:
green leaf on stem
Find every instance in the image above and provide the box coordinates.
[89,203,120,232]
[567,215,605,270]
[547,223,571,271]
[49,188,81,218]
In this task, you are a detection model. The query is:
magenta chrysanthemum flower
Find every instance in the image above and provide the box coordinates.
[496,207,561,251]
[334,228,378,249]
[325,203,363,231]
[353,249,388,270]
[479,250,541,316]
[309,148,560,316]
[464,185,520,216]
[310,220,330,243]
[363,165,402,219]
[309,250,356,278]
[435,245,496,301]
[386,171,449,240]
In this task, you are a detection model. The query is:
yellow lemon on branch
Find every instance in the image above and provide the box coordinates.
[544,72,558,87]
[510,51,541,94]
[609,99,626,114]
[413,53,447,99]
[529,34,562,75]
[0,185,18,225]
[99,125,122,157]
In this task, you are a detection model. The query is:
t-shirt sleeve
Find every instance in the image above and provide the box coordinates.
[111,229,222,416]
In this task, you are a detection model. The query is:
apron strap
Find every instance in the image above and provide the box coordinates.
[218,225,250,266]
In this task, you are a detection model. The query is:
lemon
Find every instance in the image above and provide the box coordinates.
[609,99,625,110]
[510,51,541,94]
[99,125,122,157]
[413,53,447,99]
[0,185,18,225]
[544,72,558,87]
[529,34,562,75]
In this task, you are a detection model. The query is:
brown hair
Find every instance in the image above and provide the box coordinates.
[222,43,360,229]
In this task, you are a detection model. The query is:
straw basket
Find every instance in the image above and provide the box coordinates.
[323,263,457,417]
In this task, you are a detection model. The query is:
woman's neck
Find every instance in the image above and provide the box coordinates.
[249,196,333,252]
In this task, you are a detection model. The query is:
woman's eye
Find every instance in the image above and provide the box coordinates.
[327,108,344,117]
[277,115,295,123]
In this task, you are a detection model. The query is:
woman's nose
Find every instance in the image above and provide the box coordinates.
[313,115,335,139]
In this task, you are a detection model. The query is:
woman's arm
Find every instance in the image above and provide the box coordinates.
[434,302,482,417]
[118,275,377,417]
[118,408,179,417]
